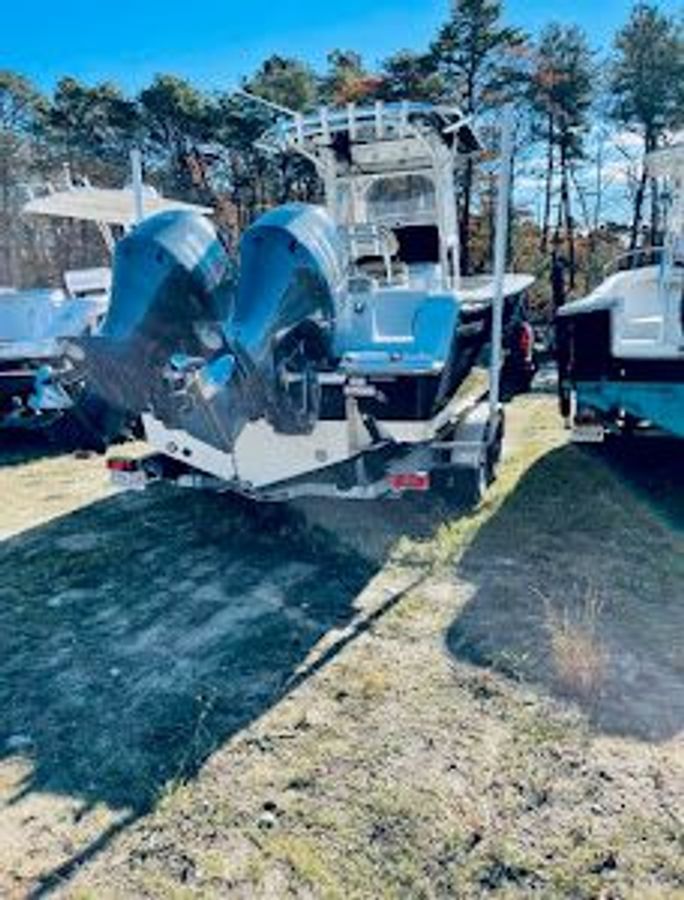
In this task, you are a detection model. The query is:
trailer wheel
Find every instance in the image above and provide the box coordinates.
[459,454,489,506]
[486,415,505,478]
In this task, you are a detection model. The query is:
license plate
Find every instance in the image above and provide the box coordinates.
[110,469,148,491]
[572,423,605,443]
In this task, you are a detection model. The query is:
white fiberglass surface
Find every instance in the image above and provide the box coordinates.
[615,267,683,357]
[23,187,212,226]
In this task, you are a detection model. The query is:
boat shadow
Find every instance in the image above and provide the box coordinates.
[0,482,453,894]
[445,441,684,744]
[0,427,64,467]
[593,434,684,529]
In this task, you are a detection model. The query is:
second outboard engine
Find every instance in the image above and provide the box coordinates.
[79,203,345,452]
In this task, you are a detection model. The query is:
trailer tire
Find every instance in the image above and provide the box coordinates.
[487,415,504,477]
[460,452,491,507]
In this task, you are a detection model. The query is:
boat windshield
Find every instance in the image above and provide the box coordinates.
[365,175,436,227]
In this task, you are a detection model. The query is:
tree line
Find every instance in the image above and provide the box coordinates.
[0,0,683,308]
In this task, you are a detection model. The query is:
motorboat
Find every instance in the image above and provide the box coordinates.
[0,175,211,437]
[557,140,684,440]
[0,268,109,426]
[79,102,535,501]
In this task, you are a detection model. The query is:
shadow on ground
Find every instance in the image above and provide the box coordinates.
[0,428,63,467]
[447,440,684,743]
[0,489,379,814]
[0,481,458,893]
[597,435,684,529]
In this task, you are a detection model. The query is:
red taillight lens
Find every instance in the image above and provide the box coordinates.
[389,471,430,492]
[519,323,534,356]
[107,457,139,473]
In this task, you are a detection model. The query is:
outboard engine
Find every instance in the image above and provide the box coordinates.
[79,204,345,452]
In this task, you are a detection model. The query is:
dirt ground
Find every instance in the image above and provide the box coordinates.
[0,391,682,899]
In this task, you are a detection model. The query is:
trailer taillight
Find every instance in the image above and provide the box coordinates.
[389,471,431,492]
[519,322,534,358]
[107,457,139,473]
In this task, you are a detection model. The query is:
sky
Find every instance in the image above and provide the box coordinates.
[1,0,682,95]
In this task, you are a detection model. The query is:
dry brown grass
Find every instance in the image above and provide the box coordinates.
[542,586,609,702]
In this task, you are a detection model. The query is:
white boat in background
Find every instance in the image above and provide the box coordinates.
[0,269,110,424]
[0,174,211,435]
[557,138,684,440]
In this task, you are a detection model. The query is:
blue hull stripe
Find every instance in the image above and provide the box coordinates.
[577,380,684,438]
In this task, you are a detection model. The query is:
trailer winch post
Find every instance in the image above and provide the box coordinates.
[488,106,515,421]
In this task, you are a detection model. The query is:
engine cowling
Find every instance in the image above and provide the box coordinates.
[79,203,345,452]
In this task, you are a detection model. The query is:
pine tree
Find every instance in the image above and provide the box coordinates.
[376,51,443,102]
[0,71,44,284]
[139,74,211,197]
[245,57,320,210]
[528,24,595,285]
[46,77,139,183]
[430,0,527,274]
[610,3,684,249]
[247,55,318,112]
